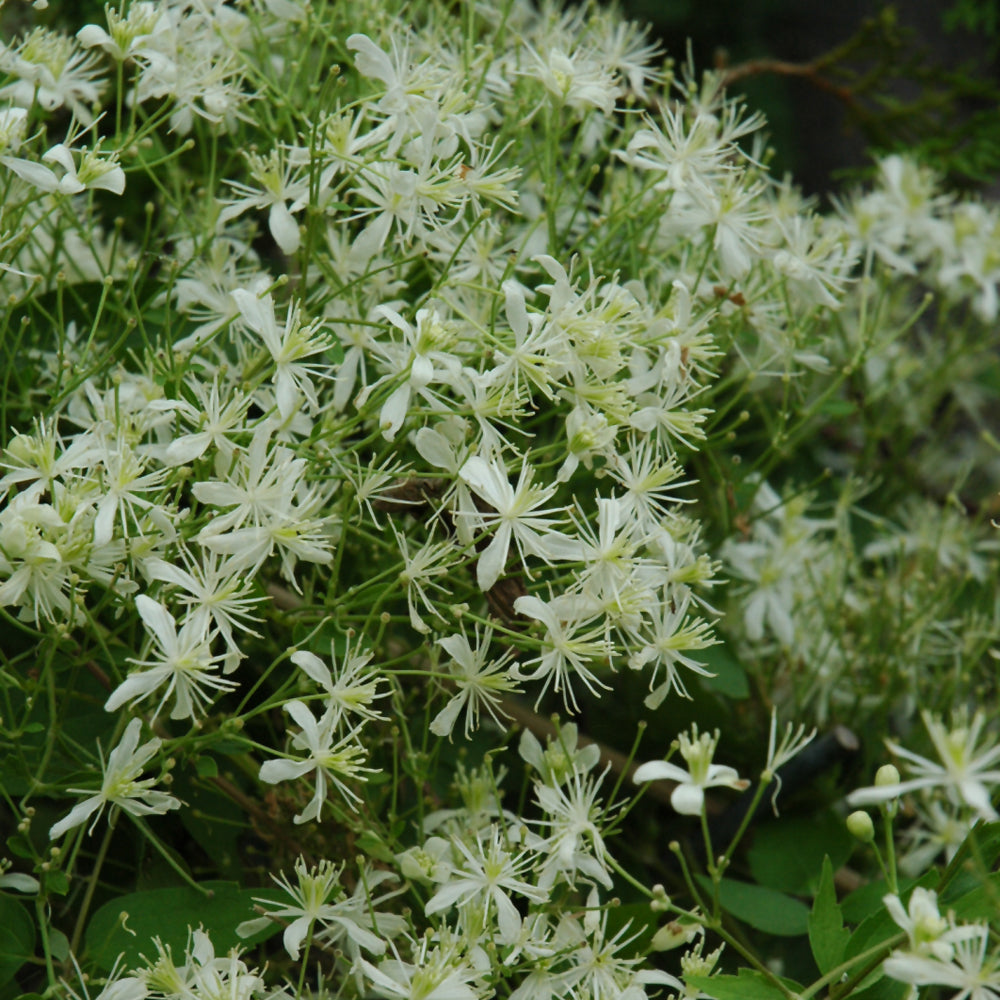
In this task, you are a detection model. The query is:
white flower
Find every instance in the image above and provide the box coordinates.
[882,888,978,966]
[144,550,263,673]
[633,724,749,816]
[534,768,614,889]
[49,718,181,839]
[459,456,567,591]
[762,709,817,814]
[291,637,388,724]
[359,934,486,1000]
[430,627,519,739]
[219,149,311,255]
[512,593,611,711]
[627,591,717,709]
[258,700,374,823]
[518,722,601,786]
[0,27,105,124]
[847,710,1000,821]
[884,924,1000,1000]
[77,3,163,62]
[90,436,168,546]
[237,858,386,961]
[33,141,126,195]
[104,596,235,721]
[424,826,547,943]
[231,289,333,419]
[523,44,622,115]
[143,928,263,1000]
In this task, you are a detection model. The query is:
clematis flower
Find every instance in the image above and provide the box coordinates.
[258,701,375,823]
[49,718,180,839]
[459,456,567,591]
[847,710,1000,822]
[634,724,749,816]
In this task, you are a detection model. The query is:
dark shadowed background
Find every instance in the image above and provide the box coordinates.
[618,0,1000,196]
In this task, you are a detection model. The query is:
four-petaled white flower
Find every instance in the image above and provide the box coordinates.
[104,595,235,721]
[847,710,1000,821]
[425,826,547,943]
[49,717,180,839]
[633,724,749,816]
[258,700,374,823]
[459,456,567,592]
[236,858,386,961]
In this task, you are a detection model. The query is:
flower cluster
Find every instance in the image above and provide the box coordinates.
[3,1,1000,999]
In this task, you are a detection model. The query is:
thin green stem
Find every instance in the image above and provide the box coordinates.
[69,811,117,956]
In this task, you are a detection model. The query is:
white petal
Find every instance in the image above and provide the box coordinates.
[290,650,333,689]
[268,201,300,255]
[429,696,464,739]
[414,427,454,470]
[50,796,101,839]
[259,758,314,784]
[475,529,508,592]
[494,891,523,944]
[134,595,177,651]
[104,668,169,713]
[633,760,689,784]
[670,783,705,816]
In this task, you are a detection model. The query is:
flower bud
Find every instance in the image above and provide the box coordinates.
[847,810,875,842]
[875,764,901,787]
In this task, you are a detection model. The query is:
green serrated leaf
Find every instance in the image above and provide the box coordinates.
[809,855,851,975]
[0,896,35,988]
[694,875,810,936]
[685,969,801,1000]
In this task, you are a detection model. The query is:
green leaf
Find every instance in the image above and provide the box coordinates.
[694,643,749,699]
[849,977,908,1000]
[356,830,394,863]
[172,768,245,881]
[944,871,1000,924]
[818,397,857,418]
[694,875,810,936]
[4,836,31,860]
[194,755,219,778]
[44,870,69,897]
[748,811,853,894]
[86,881,259,971]
[48,929,70,963]
[0,896,35,987]
[939,821,1000,894]
[685,969,801,1000]
[809,856,850,975]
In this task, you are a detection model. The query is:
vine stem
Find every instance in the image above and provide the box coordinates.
[720,57,857,106]
[69,811,117,958]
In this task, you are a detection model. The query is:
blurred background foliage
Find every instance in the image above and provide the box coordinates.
[617,0,1000,196]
